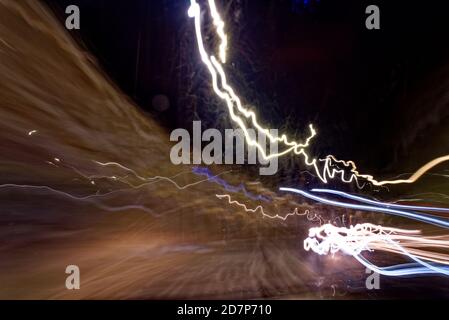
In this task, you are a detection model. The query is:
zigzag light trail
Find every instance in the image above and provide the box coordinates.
[186,0,449,279]
[188,0,449,187]
[193,166,271,202]
[216,193,317,221]
[188,1,317,158]
[90,160,235,190]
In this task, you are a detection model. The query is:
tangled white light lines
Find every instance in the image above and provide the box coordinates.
[304,223,449,276]
[187,0,318,160]
[186,0,449,279]
[187,0,449,187]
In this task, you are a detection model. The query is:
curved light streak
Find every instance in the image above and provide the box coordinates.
[188,0,449,187]
[304,223,449,276]
[188,1,318,159]
[312,188,449,213]
[280,187,449,228]
[368,155,449,186]
[325,155,449,187]
[193,166,271,201]
[355,255,449,277]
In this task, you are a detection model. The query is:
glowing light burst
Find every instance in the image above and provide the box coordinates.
[305,223,449,276]
[188,0,449,186]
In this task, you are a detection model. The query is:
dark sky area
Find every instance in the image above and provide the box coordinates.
[44,0,449,177]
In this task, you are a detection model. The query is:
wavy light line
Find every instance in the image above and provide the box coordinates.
[312,188,449,213]
[304,223,449,276]
[355,255,449,277]
[188,0,449,187]
[325,155,449,187]
[280,187,449,228]
[192,166,271,201]
[188,0,317,158]
[216,193,318,221]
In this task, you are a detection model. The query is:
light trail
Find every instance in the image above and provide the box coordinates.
[355,256,449,277]
[0,158,235,216]
[304,223,449,276]
[377,171,449,180]
[280,187,449,228]
[93,160,154,182]
[207,0,227,63]
[91,160,234,190]
[188,0,449,278]
[312,188,449,213]
[326,155,449,187]
[192,166,271,202]
[369,155,449,186]
[391,192,449,204]
[188,0,449,187]
[216,193,319,221]
[187,0,317,159]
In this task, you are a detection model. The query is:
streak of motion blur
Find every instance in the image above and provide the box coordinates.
[190,0,449,281]
[0,0,449,300]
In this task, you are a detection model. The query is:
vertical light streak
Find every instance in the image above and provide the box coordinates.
[188,0,317,159]
[207,0,228,63]
[192,166,271,201]
[188,0,449,187]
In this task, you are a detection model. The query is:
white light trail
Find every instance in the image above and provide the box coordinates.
[216,193,316,221]
[188,0,449,187]
[304,223,449,276]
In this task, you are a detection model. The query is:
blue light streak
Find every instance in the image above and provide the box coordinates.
[279,187,449,228]
[312,188,449,213]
